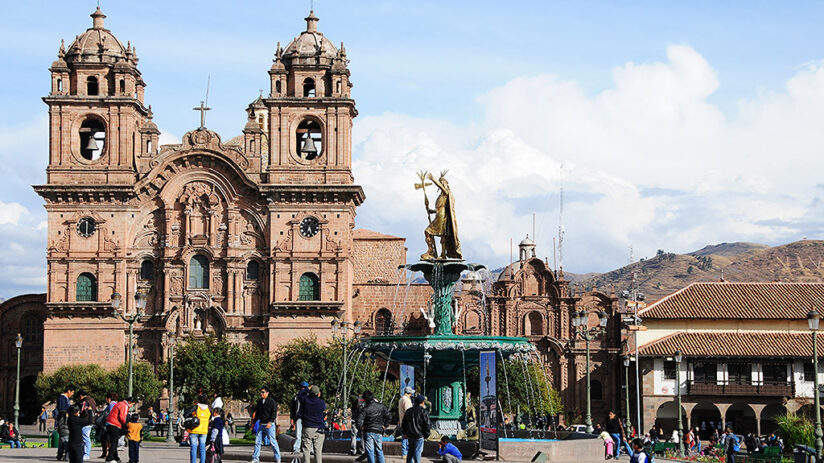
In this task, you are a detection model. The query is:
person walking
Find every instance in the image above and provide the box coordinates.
[105,396,133,463]
[290,381,309,453]
[724,426,740,463]
[401,395,430,463]
[226,413,235,436]
[350,392,366,455]
[77,389,97,461]
[438,436,462,463]
[68,405,92,463]
[251,386,280,463]
[188,394,211,463]
[39,406,48,433]
[55,385,75,460]
[301,385,327,463]
[126,413,143,463]
[356,390,390,463]
[398,387,414,460]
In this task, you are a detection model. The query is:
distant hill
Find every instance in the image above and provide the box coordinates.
[578,240,824,302]
[688,242,769,257]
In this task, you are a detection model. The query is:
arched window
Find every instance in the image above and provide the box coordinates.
[298,273,319,301]
[336,81,342,93]
[275,80,282,94]
[87,76,99,95]
[303,78,316,97]
[296,119,322,160]
[57,79,63,92]
[139,260,154,280]
[119,79,125,94]
[246,260,260,280]
[189,254,210,289]
[79,117,106,160]
[375,308,392,335]
[76,273,97,302]
[527,311,543,336]
[591,380,603,400]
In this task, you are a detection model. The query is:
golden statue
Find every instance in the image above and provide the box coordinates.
[416,170,462,260]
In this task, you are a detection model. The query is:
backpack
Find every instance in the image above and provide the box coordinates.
[731,435,741,453]
[183,406,200,431]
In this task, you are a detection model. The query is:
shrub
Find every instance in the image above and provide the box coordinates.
[776,412,814,451]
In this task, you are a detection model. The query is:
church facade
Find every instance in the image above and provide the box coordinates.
[0,7,622,426]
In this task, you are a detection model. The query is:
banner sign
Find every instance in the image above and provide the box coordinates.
[479,350,498,452]
[400,364,415,396]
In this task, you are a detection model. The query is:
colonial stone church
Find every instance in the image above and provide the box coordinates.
[0,7,621,425]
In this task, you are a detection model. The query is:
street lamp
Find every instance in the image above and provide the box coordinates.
[573,308,608,433]
[808,307,822,460]
[111,291,147,398]
[674,350,684,458]
[623,356,633,437]
[13,333,22,430]
[331,319,362,427]
[166,334,176,443]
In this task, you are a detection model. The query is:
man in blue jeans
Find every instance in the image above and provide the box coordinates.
[401,395,430,463]
[251,387,281,463]
[356,390,391,463]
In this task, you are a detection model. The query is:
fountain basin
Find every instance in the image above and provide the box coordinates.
[358,334,535,367]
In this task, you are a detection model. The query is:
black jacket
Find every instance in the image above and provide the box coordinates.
[290,389,308,421]
[605,417,622,434]
[401,405,430,439]
[357,400,391,434]
[255,397,277,425]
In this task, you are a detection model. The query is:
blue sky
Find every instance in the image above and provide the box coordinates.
[1,1,824,297]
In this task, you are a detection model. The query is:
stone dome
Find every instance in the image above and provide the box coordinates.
[282,11,338,61]
[64,7,128,64]
[519,236,535,247]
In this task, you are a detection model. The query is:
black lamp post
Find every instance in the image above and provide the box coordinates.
[573,309,608,433]
[808,307,822,460]
[674,350,684,458]
[166,334,176,443]
[623,356,633,436]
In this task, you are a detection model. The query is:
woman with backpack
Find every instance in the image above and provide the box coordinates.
[187,395,212,463]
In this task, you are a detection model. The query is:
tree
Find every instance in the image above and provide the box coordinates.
[35,362,163,405]
[268,336,392,416]
[467,356,562,417]
[169,335,270,405]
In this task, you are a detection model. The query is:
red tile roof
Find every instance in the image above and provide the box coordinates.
[353,229,405,240]
[638,331,818,358]
[638,282,824,320]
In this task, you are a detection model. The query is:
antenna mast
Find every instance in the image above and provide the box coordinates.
[558,166,565,274]
[205,75,211,107]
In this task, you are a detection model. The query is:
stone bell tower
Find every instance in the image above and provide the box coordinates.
[262,11,364,345]
[44,6,149,185]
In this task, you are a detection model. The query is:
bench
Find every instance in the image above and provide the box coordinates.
[743,446,782,463]
[652,442,676,454]
[142,424,155,440]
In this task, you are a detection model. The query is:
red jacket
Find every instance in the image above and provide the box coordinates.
[106,400,129,429]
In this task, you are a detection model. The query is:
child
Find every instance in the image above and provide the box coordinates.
[630,438,648,463]
[68,405,90,463]
[57,410,70,461]
[599,429,614,459]
[126,413,143,463]
[208,407,226,458]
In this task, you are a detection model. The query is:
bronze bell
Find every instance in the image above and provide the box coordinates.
[300,136,318,156]
[84,135,99,151]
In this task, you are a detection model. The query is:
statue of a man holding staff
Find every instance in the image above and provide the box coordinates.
[419,170,462,260]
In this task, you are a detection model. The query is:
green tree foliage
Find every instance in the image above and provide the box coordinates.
[467,357,562,417]
[776,412,814,451]
[268,336,394,416]
[35,362,162,405]
[170,335,270,404]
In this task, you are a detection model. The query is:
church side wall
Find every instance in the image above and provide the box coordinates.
[42,317,124,373]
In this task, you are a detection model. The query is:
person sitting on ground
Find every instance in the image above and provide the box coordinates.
[438,436,462,463]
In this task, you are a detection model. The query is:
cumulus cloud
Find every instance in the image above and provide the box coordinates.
[353,45,824,272]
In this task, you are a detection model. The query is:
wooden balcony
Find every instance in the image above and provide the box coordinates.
[688,380,794,397]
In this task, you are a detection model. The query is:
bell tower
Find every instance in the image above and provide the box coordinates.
[43,6,149,185]
[265,10,355,185]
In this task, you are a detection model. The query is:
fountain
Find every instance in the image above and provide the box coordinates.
[358,171,535,434]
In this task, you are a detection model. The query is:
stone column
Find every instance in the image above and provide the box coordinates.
[717,403,732,429]
[751,404,767,435]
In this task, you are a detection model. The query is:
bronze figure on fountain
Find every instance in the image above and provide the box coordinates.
[416,170,462,261]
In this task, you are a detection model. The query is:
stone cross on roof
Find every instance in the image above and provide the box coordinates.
[192,101,211,129]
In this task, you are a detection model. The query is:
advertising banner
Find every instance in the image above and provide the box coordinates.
[479,350,498,452]
[400,364,415,396]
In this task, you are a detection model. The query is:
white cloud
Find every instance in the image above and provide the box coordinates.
[0,201,28,226]
[353,45,824,272]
